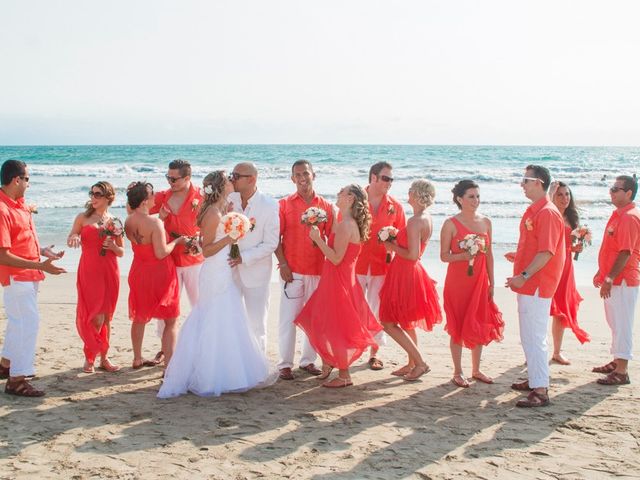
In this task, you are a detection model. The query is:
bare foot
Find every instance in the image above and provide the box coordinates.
[551,353,571,365]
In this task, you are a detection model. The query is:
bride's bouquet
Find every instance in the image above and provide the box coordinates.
[221,212,252,259]
[571,225,592,260]
[377,226,399,263]
[98,217,124,256]
[458,233,486,276]
[301,207,328,246]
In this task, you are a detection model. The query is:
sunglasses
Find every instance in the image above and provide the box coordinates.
[379,175,394,183]
[165,174,186,184]
[610,186,629,193]
[229,172,253,181]
[521,176,544,184]
[19,176,29,182]
[89,190,105,198]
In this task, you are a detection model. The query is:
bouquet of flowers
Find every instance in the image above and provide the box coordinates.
[301,207,328,246]
[221,212,252,259]
[571,225,592,260]
[458,233,487,276]
[170,232,202,256]
[98,217,124,256]
[377,226,399,263]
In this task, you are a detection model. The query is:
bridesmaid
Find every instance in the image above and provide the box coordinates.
[440,180,504,388]
[295,184,381,388]
[125,182,185,369]
[549,181,590,364]
[67,181,124,373]
[378,179,442,381]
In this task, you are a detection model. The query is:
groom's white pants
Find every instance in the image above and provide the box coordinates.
[233,273,270,353]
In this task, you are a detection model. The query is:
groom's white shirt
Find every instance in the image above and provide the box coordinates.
[228,190,280,287]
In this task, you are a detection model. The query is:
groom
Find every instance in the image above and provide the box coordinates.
[228,162,280,352]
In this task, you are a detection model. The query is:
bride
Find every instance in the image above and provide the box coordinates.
[158,171,276,398]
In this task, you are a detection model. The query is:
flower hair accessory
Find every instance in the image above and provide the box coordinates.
[202,185,213,195]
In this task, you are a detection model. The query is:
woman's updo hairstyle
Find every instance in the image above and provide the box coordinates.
[197,171,227,227]
[345,184,372,242]
[410,179,435,207]
[127,181,153,210]
[451,179,479,209]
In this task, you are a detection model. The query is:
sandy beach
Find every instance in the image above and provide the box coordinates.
[0,275,638,480]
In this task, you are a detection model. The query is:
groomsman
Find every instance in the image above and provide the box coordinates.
[274,160,333,380]
[149,159,204,364]
[228,162,280,352]
[506,164,564,408]
[592,174,639,385]
[0,160,66,397]
[356,161,406,370]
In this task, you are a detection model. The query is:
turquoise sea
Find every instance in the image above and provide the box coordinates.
[1,144,638,285]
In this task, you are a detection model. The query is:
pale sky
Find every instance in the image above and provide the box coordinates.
[1,0,639,145]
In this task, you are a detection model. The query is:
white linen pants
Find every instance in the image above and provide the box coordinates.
[156,263,201,337]
[233,274,270,354]
[1,280,40,377]
[517,292,552,389]
[357,273,387,347]
[277,273,319,370]
[604,282,638,361]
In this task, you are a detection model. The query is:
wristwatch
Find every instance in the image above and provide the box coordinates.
[521,271,530,280]
[604,276,613,284]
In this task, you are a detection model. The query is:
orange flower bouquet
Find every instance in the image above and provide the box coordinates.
[221,212,252,259]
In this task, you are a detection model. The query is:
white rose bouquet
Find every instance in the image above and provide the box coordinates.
[458,233,487,276]
[301,207,328,246]
[377,226,399,263]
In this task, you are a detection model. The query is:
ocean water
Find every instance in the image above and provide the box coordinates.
[1,144,637,285]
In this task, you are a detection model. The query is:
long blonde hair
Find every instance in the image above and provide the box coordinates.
[196,171,227,227]
[346,184,372,242]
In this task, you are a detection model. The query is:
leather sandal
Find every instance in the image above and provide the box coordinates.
[323,377,353,388]
[511,379,532,391]
[516,390,549,408]
[472,372,494,384]
[368,357,384,371]
[299,363,322,376]
[317,365,334,380]
[5,378,45,397]
[0,364,9,380]
[98,360,121,372]
[391,365,413,377]
[592,361,617,374]
[279,367,295,381]
[403,364,430,382]
[451,374,470,388]
[597,371,630,385]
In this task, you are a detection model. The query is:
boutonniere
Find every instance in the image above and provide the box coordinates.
[387,205,395,216]
[249,217,256,232]
[27,204,38,215]
[524,218,533,231]
[607,226,615,236]
[191,199,200,211]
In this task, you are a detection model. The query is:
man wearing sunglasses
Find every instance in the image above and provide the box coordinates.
[356,161,406,371]
[227,162,279,353]
[505,165,565,408]
[149,159,204,363]
[274,160,334,380]
[592,175,640,386]
[0,160,66,397]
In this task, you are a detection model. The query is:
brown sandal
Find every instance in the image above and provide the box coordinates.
[451,374,469,388]
[403,364,430,382]
[592,361,617,374]
[0,364,9,380]
[5,378,45,397]
[516,390,549,408]
[511,379,532,391]
[597,371,630,385]
[368,357,384,370]
[317,365,334,380]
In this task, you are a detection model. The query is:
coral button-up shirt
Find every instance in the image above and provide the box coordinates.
[355,192,406,276]
[150,184,204,267]
[279,192,334,276]
[597,202,640,287]
[513,196,565,298]
[0,189,45,286]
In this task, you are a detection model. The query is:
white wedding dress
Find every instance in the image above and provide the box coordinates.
[158,223,276,398]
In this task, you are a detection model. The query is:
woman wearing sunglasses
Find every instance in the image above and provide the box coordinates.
[67,182,124,373]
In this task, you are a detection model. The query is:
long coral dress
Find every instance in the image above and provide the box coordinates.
[128,242,180,323]
[295,234,382,370]
[76,224,120,363]
[378,227,442,330]
[443,217,504,349]
[550,225,590,343]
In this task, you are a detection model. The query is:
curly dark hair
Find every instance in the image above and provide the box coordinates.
[127,182,153,210]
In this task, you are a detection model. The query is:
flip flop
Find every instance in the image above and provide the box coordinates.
[403,364,430,382]
[472,372,494,384]
[451,374,470,388]
[323,377,353,388]
[391,365,413,377]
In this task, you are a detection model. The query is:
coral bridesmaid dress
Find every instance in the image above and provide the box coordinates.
[443,218,504,349]
[295,234,382,370]
[550,225,590,343]
[76,224,120,363]
[128,242,180,323]
[378,227,442,330]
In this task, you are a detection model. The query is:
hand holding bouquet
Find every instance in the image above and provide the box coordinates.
[301,207,328,246]
[458,233,486,276]
[221,212,252,259]
[377,226,399,263]
[171,232,202,256]
[98,217,124,256]
[571,225,592,260]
